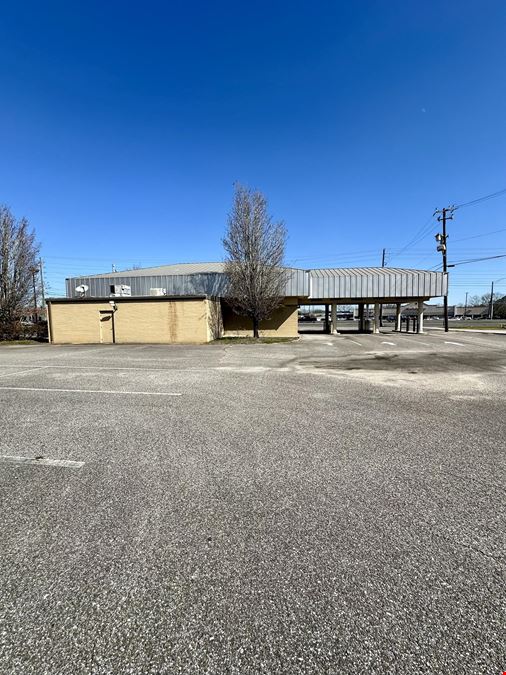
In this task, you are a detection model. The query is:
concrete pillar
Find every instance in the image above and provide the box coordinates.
[330,303,337,333]
[324,304,330,334]
[373,303,381,334]
[358,303,365,332]
[417,300,424,334]
[395,303,402,332]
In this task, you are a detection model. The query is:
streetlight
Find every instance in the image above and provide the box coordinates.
[489,277,506,319]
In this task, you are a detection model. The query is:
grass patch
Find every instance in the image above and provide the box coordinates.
[0,339,41,346]
[452,324,506,330]
[212,336,298,345]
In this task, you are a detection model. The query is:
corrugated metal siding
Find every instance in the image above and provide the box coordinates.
[65,267,446,300]
[67,273,228,298]
[66,268,310,299]
[284,268,309,296]
[308,269,446,299]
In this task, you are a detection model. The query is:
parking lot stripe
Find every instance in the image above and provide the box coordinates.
[394,336,432,346]
[346,339,363,346]
[0,386,182,396]
[18,365,197,372]
[445,341,465,347]
[0,367,47,378]
[0,455,84,468]
[381,341,396,346]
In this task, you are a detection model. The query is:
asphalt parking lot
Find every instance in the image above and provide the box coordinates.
[0,331,504,674]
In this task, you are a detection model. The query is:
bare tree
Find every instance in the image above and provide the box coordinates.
[466,294,483,307]
[0,206,40,339]
[223,184,287,338]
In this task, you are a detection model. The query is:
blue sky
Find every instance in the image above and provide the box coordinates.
[1,0,505,303]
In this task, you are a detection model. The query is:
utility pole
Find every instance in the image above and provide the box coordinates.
[489,281,494,320]
[39,257,45,307]
[434,206,454,332]
[464,291,468,319]
[379,249,386,327]
[29,265,38,323]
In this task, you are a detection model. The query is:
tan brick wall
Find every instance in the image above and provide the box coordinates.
[206,298,224,341]
[115,299,208,344]
[49,299,211,344]
[49,302,111,344]
[222,299,298,337]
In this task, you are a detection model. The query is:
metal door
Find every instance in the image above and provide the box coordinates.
[99,311,114,343]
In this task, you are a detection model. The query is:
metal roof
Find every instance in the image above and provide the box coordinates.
[82,262,226,278]
[76,261,309,279]
[309,267,428,277]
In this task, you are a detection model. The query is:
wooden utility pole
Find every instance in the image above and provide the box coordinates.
[435,206,453,332]
[39,257,45,307]
[489,281,494,320]
[442,208,449,332]
[379,249,386,327]
[29,266,38,322]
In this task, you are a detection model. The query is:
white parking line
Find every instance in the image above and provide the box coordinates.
[0,386,182,396]
[395,336,432,346]
[347,339,363,346]
[24,365,178,372]
[0,455,84,468]
[381,341,396,346]
[445,341,465,347]
[0,367,47,379]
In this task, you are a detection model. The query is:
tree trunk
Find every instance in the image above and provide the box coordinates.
[253,316,259,338]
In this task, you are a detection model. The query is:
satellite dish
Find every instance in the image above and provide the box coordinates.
[75,284,89,297]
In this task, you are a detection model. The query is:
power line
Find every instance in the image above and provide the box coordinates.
[448,252,506,267]
[452,226,506,243]
[387,216,439,266]
[455,187,506,210]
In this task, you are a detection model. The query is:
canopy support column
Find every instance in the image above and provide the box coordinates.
[331,303,337,333]
[395,303,402,332]
[417,300,425,334]
[373,303,381,334]
[358,303,365,332]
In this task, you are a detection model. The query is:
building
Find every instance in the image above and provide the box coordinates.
[46,263,447,344]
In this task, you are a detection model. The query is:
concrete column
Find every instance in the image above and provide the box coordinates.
[324,304,330,334]
[358,303,365,332]
[330,303,337,333]
[417,300,424,334]
[373,303,381,334]
[395,303,402,332]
